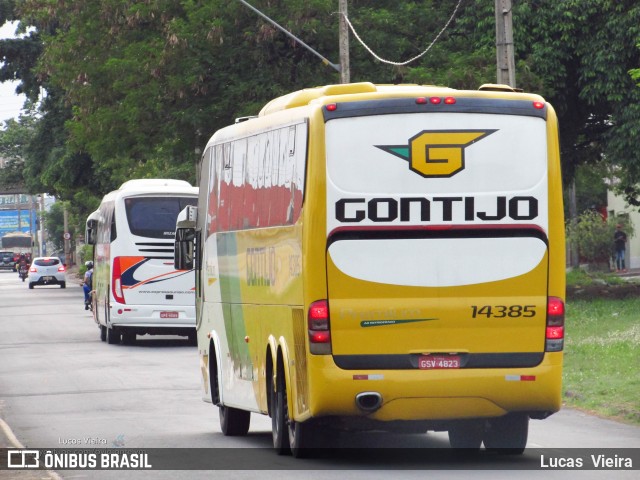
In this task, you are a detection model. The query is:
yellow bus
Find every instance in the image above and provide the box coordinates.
[175,82,565,456]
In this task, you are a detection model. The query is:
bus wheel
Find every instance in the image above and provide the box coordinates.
[271,369,290,454]
[106,327,121,345]
[448,420,484,450]
[100,325,106,342]
[483,413,528,454]
[219,405,250,436]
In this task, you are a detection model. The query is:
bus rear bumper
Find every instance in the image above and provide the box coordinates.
[108,303,195,335]
[306,353,563,423]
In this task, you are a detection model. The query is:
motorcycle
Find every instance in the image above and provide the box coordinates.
[18,265,28,282]
[84,287,94,312]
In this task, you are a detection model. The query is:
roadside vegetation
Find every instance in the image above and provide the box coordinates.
[564,271,640,425]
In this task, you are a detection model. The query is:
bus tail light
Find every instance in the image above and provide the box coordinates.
[112,257,126,304]
[308,299,331,355]
[545,296,564,351]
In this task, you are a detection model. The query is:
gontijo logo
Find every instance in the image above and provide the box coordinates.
[376,129,497,178]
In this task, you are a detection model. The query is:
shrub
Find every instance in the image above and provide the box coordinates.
[566,211,633,265]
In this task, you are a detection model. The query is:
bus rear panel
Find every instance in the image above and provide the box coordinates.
[316,97,561,420]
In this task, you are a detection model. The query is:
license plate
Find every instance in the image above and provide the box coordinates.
[160,311,179,319]
[418,355,461,369]
[43,276,53,281]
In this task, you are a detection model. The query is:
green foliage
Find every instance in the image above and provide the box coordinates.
[566,211,634,264]
[43,201,71,253]
[563,162,609,218]
[1,0,640,230]
[0,116,37,189]
[78,244,93,265]
[513,0,640,203]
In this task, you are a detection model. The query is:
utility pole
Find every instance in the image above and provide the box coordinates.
[28,195,34,256]
[339,0,350,84]
[39,194,46,256]
[495,0,516,87]
[63,206,70,266]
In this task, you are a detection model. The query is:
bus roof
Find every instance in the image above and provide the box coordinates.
[118,179,193,190]
[258,82,543,117]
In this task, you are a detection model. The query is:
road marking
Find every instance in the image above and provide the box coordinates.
[0,417,63,480]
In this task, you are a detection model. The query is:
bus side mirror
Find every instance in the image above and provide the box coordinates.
[85,218,98,245]
[85,227,96,245]
[175,227,195,270]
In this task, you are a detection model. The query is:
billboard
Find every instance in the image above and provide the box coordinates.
[0,210,37,238]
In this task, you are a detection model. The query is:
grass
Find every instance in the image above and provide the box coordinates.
[563,296,640,425]
[565,267,628,286]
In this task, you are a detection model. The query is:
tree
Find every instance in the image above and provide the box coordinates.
[513,0,640,206]
[3,0,640,226]
[0,115,36,190]
[43,200,67,253]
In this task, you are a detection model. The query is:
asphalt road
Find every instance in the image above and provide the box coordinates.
[0,268,638,479]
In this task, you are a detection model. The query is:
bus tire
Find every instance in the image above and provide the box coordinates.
[483,413,528,454]
[448,420,484,450]
[271,364,290,454]
[106,326,121,345]
[100,325,106,342]
[219,406,250,436]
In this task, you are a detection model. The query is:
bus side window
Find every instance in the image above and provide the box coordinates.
[110,212,117,242]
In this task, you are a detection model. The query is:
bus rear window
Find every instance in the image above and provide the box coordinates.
[125,197,197,239]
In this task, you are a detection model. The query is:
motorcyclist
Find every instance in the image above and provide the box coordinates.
[17,254,29,277]
[83,261,94,310]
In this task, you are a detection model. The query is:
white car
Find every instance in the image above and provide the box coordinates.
[28,257,67,289]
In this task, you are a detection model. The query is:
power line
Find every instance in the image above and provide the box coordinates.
[236,0,340,72]
[341,0,463,67]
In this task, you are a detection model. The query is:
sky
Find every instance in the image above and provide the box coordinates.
[0,21,28,122]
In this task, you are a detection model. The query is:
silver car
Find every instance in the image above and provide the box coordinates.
[28,257,67,289]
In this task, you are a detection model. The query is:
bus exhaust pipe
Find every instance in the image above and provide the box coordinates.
[355,392,383,412]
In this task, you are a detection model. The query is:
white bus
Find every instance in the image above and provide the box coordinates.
[86,179,198,345]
